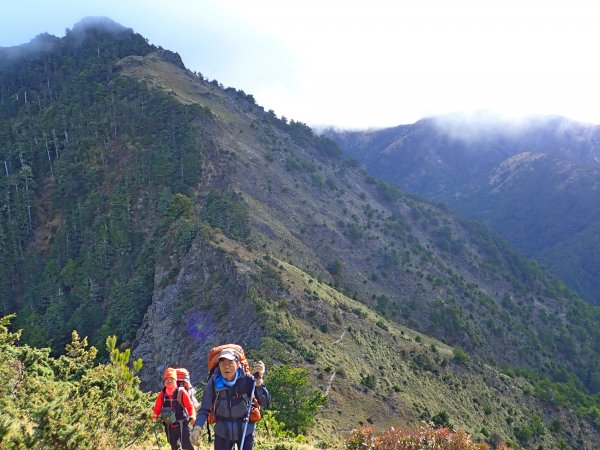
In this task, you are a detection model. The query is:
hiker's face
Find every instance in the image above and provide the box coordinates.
[164,377,176,386]
[219,358,239,381]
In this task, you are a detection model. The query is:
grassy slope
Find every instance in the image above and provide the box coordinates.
[210,234,594,449]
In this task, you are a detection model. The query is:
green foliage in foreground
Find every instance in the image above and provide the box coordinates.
[0,315,329,449]
[0,315,154,449]
[266,364,327,434]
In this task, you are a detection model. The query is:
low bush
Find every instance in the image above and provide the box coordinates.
[0,315,154,449]
[345,425,513,450]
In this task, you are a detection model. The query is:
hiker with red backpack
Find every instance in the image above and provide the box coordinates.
[190,346,271,450]
[176,367,200,411]
[153,367,197,450]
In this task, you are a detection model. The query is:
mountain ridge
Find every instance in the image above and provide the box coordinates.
[327,117,600,305]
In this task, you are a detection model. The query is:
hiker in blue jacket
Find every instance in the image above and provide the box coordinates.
[190,348,270,450]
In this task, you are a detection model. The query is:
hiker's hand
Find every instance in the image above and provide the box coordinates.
[252,361,265,385]
[190,425,202,447]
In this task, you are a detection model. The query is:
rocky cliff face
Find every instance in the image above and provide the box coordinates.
[133,234,263,388]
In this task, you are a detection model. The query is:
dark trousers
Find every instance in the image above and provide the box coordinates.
[165,421,194,450]
[214,433,255,450]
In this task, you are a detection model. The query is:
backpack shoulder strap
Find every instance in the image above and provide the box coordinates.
[176,387,190,418]
[210,377,221,413]
[177,387,183,406]
[161,386,169,403]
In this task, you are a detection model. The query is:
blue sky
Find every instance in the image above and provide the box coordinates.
[2,0,600,129]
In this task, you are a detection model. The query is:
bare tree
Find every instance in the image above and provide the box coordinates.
[45,139,54,178]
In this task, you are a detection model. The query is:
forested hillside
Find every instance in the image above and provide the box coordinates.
[1,18,599,448]
[0,19,208,350]
[326,117,600,305]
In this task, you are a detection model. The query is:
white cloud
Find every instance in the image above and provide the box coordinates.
[2,0,600,128]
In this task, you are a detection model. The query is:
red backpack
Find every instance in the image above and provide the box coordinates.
[175,367,199,410]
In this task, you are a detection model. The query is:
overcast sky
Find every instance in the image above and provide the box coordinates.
[2,0,600,129]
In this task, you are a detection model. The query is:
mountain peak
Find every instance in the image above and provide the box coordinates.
[70,16,131,36]
[62,17,138,49]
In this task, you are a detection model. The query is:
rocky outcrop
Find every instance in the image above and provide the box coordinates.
[154,49,186,70]
[133,235,262,390]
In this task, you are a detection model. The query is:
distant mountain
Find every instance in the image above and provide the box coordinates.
[327,115,600,305]
[1,20,600,447]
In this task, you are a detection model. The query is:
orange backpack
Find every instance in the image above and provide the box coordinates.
[207,344,251,376]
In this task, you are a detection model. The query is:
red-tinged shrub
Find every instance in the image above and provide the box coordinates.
[345,425,513,450]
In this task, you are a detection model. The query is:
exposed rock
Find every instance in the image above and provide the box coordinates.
[155,49,186,70]
[133,236,261,390]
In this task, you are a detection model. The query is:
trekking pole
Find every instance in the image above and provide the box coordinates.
[239,378,256,450]
[152,423,161,449]
[206,422,213,443]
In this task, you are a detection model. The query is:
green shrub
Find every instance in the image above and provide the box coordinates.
[201,190,251,241]
[361,374,376,390]
[514,423,533,442]
[452,348,470,364]
[327,259,344,275]
[167,192,194,220]
[432,410,452,428]
[265,364,327,434]
[0,315,154,449]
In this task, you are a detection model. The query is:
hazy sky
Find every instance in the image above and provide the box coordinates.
[2,0,600,129]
